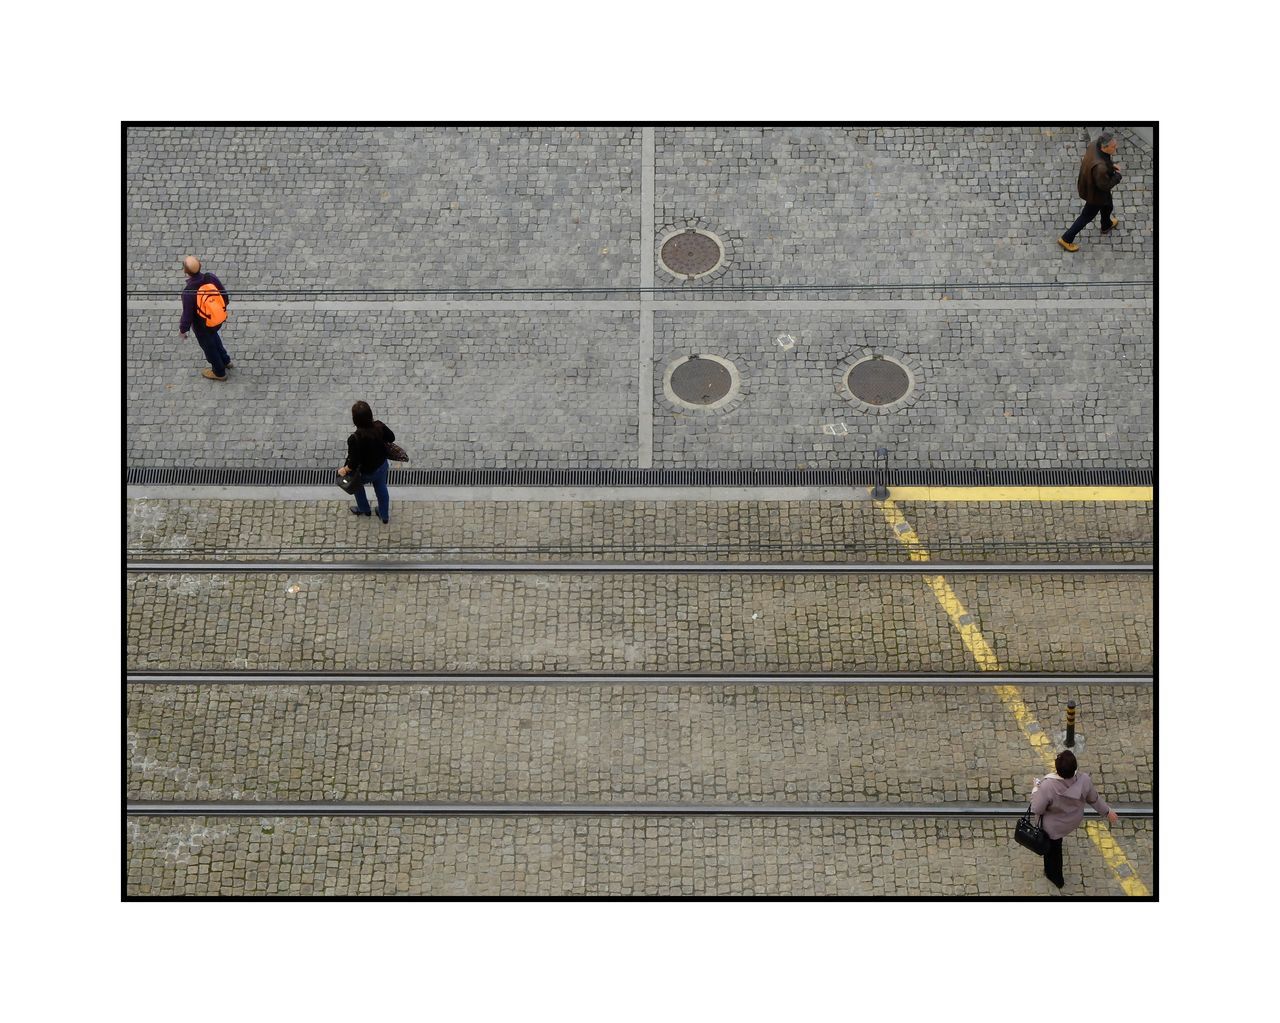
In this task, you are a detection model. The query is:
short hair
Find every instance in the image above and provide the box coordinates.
[351,401,374,430]
[1055,750,1078,778]
[1097,132,1115,148]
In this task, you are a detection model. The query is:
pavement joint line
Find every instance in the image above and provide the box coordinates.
[875,497,1152,897]
[126,298,1150,312]
[126,485,877,503]
[638,127,655,469]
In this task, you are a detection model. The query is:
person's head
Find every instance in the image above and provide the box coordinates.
[351,400,375,430]
[1097,132,1118,155]
[1055,750,1078,778]
[182,255,202,276]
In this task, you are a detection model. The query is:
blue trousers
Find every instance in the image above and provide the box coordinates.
[194,324,231,376]
[352,459,390,522]
[1062,201,1114,244]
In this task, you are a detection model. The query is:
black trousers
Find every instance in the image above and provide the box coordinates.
[1062,201,1114,243]
[1043,837,1065,888]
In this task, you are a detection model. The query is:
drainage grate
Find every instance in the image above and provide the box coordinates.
[127,466,1154,488]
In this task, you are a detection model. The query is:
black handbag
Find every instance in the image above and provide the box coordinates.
[336,467,364,494]
[1013,803,1050,855]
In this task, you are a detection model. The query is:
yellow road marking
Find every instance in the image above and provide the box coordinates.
[877,498,1151,896]
[874,486,1152,502]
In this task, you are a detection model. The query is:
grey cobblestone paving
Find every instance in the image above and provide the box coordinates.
[653,307,1151,469]
[127,127,641,291]
[126,498,1153,562]
[654,126,1152,290]
[126,816,1154,896]
[127,684,1152,804]
[126,571,1151,673]
[127,308,638,469]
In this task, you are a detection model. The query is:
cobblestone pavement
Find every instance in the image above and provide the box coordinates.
[127,127,641,291]
[127,684,1152,804]
[127,308,638,469]
[127,125,1153,472]
[126,571,1151,673]
[653,305,1151,469]
[126,498,1153,562]
[126,816,1154,896]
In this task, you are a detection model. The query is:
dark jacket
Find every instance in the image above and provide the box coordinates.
[1077,141,1123,205]
[180,271,230,333]
[345,421,396,474]
[1030,771,1114,840]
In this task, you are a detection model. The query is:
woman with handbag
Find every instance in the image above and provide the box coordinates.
[1030,749,1120,890]
[338,400,396,524]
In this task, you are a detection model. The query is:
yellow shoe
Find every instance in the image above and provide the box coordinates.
[1110,216,1119,229]
[201,368,227,380]
[1057,237,1079,252]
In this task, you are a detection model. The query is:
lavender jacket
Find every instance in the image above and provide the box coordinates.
[1030,772,1113,840]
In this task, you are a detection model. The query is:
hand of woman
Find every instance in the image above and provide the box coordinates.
[337,466,349,477]
[1107,811,1119,824]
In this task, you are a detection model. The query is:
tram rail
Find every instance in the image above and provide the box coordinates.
[127,800,1155,818]
[126,670,1153,687]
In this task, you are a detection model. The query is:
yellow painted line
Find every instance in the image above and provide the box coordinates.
[875,486,1152,502]
[876,498,1151,897]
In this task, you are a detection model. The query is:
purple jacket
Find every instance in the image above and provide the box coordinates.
[180,271,230,333]
[1030,772,1113,840]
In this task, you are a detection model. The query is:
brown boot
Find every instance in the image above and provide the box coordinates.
[201,368,227,381]
[1057,237,1079,252]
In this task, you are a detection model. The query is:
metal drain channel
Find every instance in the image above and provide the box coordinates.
[127,466,1154,488]
[126,670,1153,687]
[127,800,1155,818]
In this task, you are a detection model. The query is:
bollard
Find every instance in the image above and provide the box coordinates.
[1065,700,1077,749]
[870,447,890,500]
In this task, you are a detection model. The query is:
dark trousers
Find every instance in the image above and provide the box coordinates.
[1043,836,1065,888]
[194,324,231,376]
[352,458,390,523]
[1062,201,1115,243]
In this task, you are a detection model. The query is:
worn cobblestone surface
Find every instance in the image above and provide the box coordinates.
[126,571,1151,673]
[126,816,1154,896]
[127,127,641,291]
[128,308,638,469]
[126,498,1153,562]
[655,126,1153,289]
[653,307,1151,469]
[127,684,1152,803]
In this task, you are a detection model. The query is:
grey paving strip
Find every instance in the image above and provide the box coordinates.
[125,815,1154,897]
[126,671,1152,686]
[127,801,1152,817]
[126,297,1148,311]
[639,127,655,468]
[127,559,1151,573]
[127,485,875,502]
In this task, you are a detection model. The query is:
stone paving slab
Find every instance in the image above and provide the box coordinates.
[126,127,641,291]
[127,684,1152,804]
[126,571,1151,673]
[125,815,1154,896]
[126,498,1153,562]
[653,306,1151,469]
[127,308,639,469]
[655,126,1152,290]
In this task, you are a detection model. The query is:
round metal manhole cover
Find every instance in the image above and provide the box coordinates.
[670,356,733,405]
[846,358,911,405]
[660,229,724,277]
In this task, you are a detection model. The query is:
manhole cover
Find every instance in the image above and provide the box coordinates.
[670,356,733,405]
[846,358,911,405]
[661,229,723,277]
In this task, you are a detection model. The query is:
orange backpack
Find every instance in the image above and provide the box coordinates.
[195,282,228,328]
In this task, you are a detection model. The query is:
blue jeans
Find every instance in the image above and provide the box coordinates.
[1062,201,1114,243]
[194,324,231,376]
[352,459,390,522]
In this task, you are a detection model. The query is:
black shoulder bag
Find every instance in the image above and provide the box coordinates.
[1013,803,1049,855]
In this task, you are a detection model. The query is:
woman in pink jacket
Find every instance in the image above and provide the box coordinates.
[1031,750,1120,890]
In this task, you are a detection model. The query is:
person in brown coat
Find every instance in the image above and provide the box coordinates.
[1030,749,1120,889]
[1057,133,1124,252]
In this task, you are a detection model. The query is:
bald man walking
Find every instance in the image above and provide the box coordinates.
[179,256,233,380]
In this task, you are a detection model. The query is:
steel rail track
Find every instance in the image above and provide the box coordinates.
[126,670,1153,687]
[127,559,1153,574]
[126,800,1155,818]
